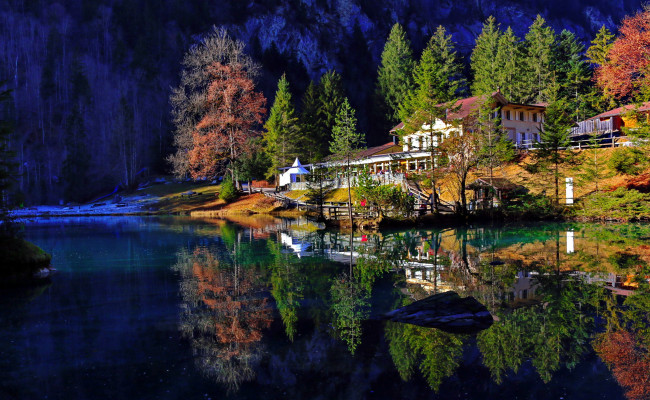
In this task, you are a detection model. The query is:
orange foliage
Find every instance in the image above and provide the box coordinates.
[594,330,650,400]
[189,62,266,179]
[596,9,650,99]
[190,250,273,351]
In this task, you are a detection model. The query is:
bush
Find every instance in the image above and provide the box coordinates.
[577,187,650,221]
[502,193,561,219]
[219,178,238,203]
[608,147,646,175]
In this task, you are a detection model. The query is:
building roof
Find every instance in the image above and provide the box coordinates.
[390,122,404,132]
[355,142,401,159]
[588,101,650,120]
[468,177,524,191]
[390,91,546,134]
[283,157,309,175]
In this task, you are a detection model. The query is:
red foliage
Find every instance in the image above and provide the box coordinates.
[596,9,650,99]
[190,250,273,356]
[594,330,650,400]
[189,62,266,179]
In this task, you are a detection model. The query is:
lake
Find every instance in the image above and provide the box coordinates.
[1,216,649,400]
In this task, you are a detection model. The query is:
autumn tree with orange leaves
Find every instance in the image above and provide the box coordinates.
[595,6,650,101]
[188,62,266,181]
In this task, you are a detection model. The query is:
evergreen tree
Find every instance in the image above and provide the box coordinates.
[330,98,365,227]
[0,85,17,236]
[399,26,464,213]
[554,30,591,121]
[317,70,345,157]
[62,107,90,203]
[586,25,615,68]
[237,137,270,193]
[522,15,556,103]
[496,27,524,102]
[532,84,574,204]
[586,25,617,112]
[298,80,322,162]
[40,28,60,103]
[376,23,415,123]
[69,57,93,106]
[471,16,502,95]
[576,134,612,193]
[264,74,299,182]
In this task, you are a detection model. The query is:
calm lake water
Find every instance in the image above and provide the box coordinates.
[1,216,649,400]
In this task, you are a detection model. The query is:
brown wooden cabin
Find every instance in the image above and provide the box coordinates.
[468,177,527,209]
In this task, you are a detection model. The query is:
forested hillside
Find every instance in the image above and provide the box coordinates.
[0,0,642,204]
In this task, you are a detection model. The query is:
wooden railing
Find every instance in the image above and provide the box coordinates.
[570,118,615,136]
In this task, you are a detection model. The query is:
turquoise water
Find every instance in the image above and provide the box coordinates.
[1,216,648,399]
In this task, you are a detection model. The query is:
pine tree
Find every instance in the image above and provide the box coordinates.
[62,107,90,203]
[471,16,502,95]
[496,27,524,102]
[330,98,365,227]
[264,74,299,182]
[317,70,345,156]
[522,15,556,103]
[399,26,464,213]
[586,25,615,67]
[376,23,415,123]
[0,85,17,236]
[533,83,574,204]
[554,30,592,121]
[298,80,322,162]
[586,25,617,112]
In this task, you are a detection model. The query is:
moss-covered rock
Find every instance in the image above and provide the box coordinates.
[0,237,52,279]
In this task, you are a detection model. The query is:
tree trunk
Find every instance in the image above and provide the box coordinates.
[429,141,439,214]
[460,173,467,215]
[555,160,559,204]
[347,158,353,229]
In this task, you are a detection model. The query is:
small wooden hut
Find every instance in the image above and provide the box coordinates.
[468,177,527,209]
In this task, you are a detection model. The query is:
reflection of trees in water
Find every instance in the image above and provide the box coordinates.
[478,281,601,384]
[594,286,650,400]
[173,246,272,391]
[594,330,650,400]
[267,240,304,341]
[330,274,370,355]
[385,320,464,391]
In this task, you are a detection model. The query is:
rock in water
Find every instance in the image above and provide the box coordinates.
[382,291,493,334]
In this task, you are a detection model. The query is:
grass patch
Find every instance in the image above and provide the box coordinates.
[576,187,650,221]
[149,183,222,211]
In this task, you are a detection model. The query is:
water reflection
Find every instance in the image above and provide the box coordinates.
[17,217,648,399]
[269,220,650,397]
[173,245,272,391]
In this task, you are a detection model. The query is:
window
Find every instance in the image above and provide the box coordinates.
[532,113,538,122]
[505,110,511,120]
[519,111,525,121]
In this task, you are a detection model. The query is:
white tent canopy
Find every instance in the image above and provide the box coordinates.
[279,158,310,187]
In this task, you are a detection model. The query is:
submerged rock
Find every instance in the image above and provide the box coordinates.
[382,291,493,334]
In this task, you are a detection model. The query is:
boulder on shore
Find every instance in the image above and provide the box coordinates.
[381,291,494,334]
[0,237,52,281]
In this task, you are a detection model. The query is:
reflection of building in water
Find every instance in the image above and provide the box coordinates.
[277,225,648,299]
[280,233,313,258]
[510,271,539,302]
